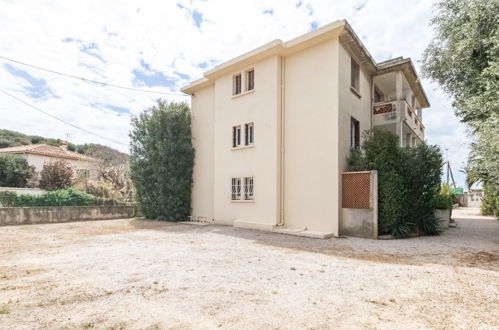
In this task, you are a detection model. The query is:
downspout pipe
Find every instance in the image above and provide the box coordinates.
[277,56,285,227]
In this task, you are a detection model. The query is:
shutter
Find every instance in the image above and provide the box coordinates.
[232,127,236,147]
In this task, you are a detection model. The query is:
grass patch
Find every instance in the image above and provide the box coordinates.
[0,303,9,314]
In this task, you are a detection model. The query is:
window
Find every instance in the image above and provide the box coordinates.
[244,123,254,145]
[234,74,242,95]
[350,117,360,149]
[350,58,360,91]
[247,69,254,91]
[231,178,241,200]
[244,177,254,200]
[232,125,241,148]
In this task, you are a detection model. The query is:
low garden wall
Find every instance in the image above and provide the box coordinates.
[341,170,378,239]
[0,205,138,226]
[0,187,46,196]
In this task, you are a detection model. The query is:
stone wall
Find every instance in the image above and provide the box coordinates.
[0,205,138,226]
[0,187,46,196]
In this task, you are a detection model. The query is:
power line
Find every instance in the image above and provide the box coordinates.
[0,55,189,97]
[0,88,128,147]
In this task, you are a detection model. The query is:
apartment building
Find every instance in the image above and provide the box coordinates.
[181,20,429,236]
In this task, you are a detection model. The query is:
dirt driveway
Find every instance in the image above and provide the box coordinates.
[0,208,498,329]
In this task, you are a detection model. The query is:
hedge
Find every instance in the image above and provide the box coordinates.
[0,189,94,207]
[348,130,443,238]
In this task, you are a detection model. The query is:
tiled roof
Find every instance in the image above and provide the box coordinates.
[0,144,94,161]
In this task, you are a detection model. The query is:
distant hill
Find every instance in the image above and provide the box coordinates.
[0,129,62,148]
[0,129,127,159]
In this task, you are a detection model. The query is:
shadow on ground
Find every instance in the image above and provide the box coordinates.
[129,217,499,271]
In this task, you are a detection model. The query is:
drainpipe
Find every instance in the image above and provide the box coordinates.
[277,56,285,227]
[370,76,374,131]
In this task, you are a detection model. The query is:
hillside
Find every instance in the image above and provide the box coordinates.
[0,129,126,159]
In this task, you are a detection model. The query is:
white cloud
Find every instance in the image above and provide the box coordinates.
[0,0,468,186]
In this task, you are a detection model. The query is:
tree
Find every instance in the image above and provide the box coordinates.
[39,160,74,190]
[77,143,133,202]
[0,154,36,187]
[129,100,194,221]
[422,0,499,214]
[422,0,498,127]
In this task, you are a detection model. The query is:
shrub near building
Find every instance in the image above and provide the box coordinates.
[129,100,194,221]
[348,130,443,238]
[39,160,74,191]
[0,154,36,187]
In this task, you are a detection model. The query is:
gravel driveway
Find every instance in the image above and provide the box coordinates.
[0,208,498,329]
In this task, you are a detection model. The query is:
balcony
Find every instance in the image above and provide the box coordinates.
[372,99,425,142]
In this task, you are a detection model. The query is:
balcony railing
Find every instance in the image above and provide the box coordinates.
[372,100,425,140]
[403,100,425,140]
[373,101,398,126]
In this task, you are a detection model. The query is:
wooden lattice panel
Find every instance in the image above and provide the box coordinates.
[373,103,394,114]
[342,172,371,209]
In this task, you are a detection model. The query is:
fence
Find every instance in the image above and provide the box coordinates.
[341,170,378,239]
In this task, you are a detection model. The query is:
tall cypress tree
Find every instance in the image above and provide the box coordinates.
[129,100,194,221]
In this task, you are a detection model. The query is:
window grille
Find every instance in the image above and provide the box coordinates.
[244,177,254,200]
[231,178,241,200]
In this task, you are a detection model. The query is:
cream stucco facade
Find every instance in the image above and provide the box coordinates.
[182,20,430,236]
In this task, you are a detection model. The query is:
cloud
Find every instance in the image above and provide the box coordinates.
[3,63,55,99]
[132,60,177,88]
[0,0,469,187]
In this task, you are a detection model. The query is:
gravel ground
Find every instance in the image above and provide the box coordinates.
[0,208,498,329]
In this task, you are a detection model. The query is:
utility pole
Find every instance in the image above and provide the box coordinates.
[443,148,456,187]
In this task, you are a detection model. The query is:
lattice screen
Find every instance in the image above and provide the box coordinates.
[373,103,394,114]
[342,172,371,209]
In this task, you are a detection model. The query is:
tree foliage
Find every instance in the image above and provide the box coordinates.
[39,160,74,191]
[348,130,443,237]
[421,0,499,213]
[422,0,498,126]
[79,143,133,202]
[13,188,95,207]
[129,100,194,221]
[0,129,61,148]
[0,154,36,187]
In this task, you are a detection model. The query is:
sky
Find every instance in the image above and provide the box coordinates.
[0,0,468,187]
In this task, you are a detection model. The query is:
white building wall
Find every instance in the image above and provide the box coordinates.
[212,55,280,228]
[337,42,374,234]
[190,85,215,221]
[23,154,95,179]
[283,39,340,234]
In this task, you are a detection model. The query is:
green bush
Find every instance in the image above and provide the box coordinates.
[129,100,194,221]
[39,160,74,191]
[0,191,17,207]
[0,154,36,187]
[434,183,454,210]
[348,130,443,237]
[13,189,95,207]
[481,183,499,218]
